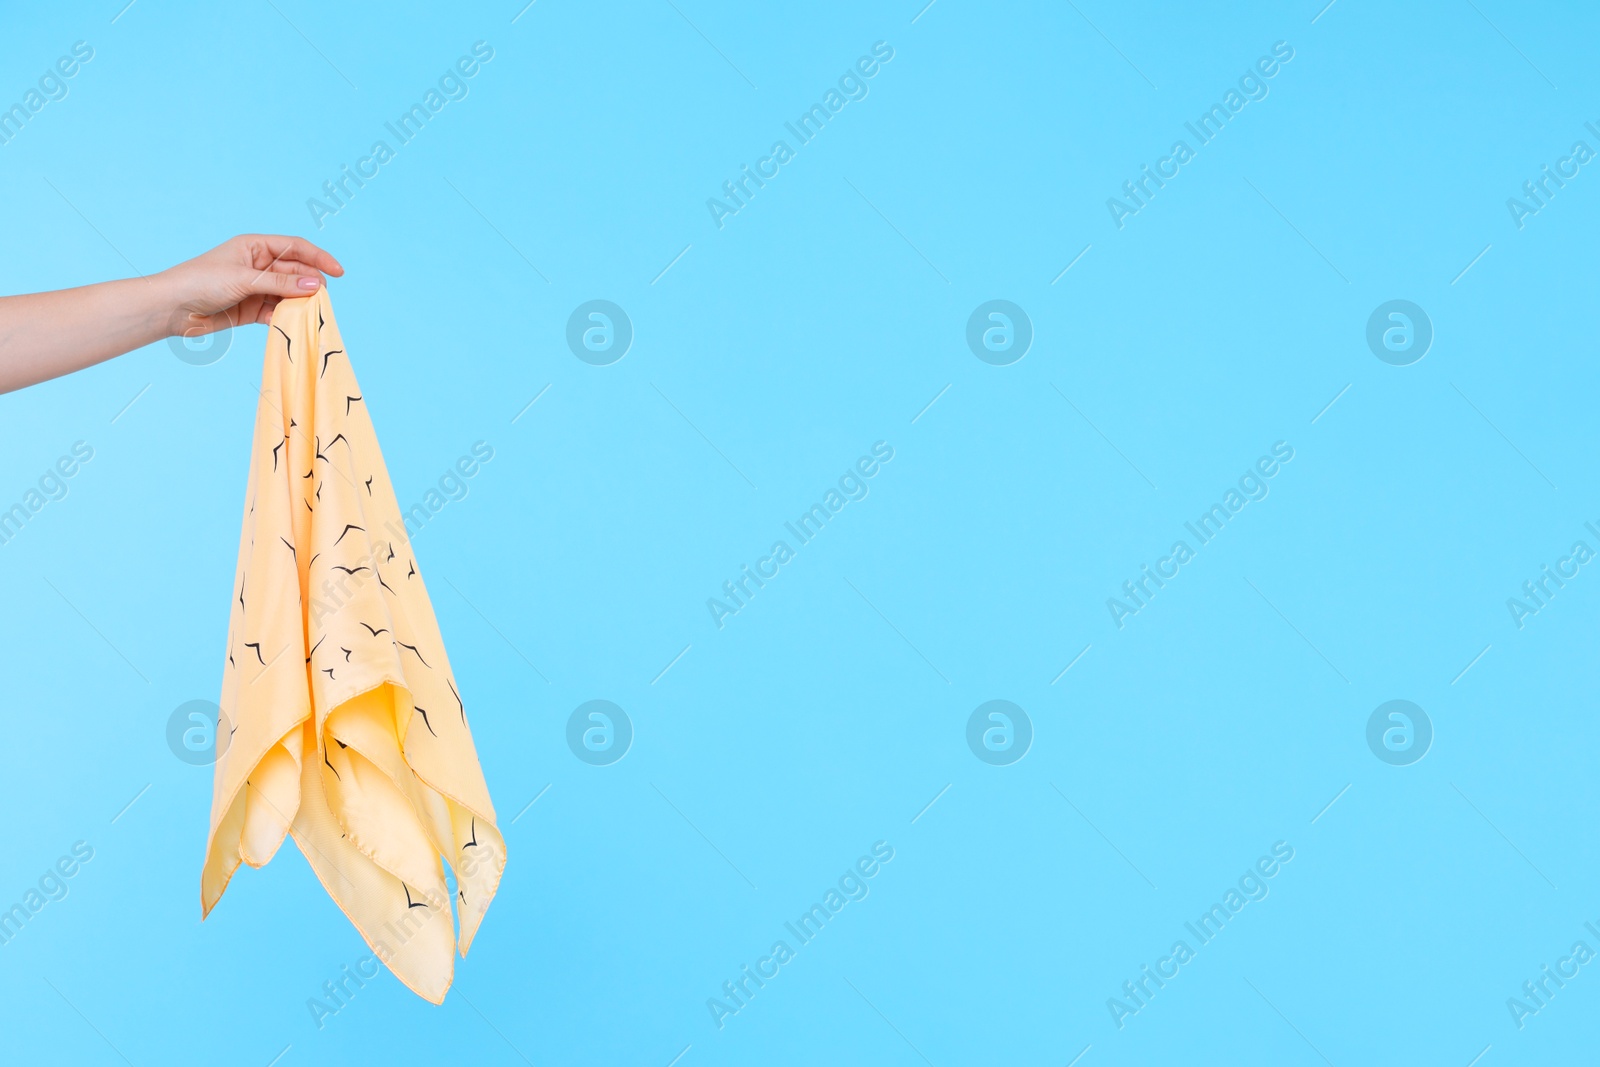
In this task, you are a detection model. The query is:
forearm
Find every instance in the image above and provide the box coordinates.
[0,235,340,396]
[0,274,178,394]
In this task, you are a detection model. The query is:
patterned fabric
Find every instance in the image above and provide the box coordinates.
[201,289,504,1003]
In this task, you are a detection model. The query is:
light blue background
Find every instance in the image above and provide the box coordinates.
[0,1,1596,1064]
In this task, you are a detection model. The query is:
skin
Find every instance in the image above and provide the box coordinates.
[0,234,344,394]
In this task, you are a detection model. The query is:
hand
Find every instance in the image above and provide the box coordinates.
[0,235,347,394]
[160,235,346,339]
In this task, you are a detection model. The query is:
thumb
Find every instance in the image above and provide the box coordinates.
[238,267,323,299]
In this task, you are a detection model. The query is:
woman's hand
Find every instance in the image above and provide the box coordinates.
[0,234,345,394]
[162,235,345,338]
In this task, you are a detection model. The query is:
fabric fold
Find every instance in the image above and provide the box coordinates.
[202,289,504,1004]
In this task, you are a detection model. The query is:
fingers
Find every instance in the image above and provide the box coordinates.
[190,296,281,332]
[238,234,345,278]
[239,267,325,299]
[200,297,279,331]
[271,260,324,279]
[252,296,282,325]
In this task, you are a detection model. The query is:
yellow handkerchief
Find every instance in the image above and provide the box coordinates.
[202,289,504,1003]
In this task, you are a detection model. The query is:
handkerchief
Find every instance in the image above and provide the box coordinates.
[201,289,504,1003]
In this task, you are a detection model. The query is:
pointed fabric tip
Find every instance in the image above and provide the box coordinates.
[201,289,505,1002]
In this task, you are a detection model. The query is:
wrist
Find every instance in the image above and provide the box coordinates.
[146,268,190,338]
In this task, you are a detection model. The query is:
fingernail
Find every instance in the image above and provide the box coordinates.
[297,276,322,290]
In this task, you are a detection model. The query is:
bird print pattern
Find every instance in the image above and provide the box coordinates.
[201,288,504,1005]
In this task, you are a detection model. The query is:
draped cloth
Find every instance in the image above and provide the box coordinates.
[201,289,504,1003]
